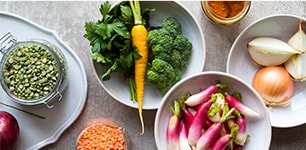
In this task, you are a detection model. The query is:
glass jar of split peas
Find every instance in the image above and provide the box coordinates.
[201,1,251,25]
[0,33,68,108]
[76,118,128,150]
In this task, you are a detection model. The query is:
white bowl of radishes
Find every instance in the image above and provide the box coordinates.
[154,71,271,150]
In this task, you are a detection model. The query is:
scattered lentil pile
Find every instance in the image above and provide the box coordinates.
[3,44,59,100]
[77,125,126,150]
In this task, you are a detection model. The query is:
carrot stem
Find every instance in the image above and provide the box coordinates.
[130,0,142,25]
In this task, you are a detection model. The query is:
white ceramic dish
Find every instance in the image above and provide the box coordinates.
[226,14,306,128]
[91,1,206,110]
[0,11,87,150]
[155,71,271,150]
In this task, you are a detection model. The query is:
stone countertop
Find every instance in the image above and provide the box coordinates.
[0,1,306,150]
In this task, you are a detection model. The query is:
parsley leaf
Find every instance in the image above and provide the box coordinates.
[99,1,112,22]
[120,5,133,27]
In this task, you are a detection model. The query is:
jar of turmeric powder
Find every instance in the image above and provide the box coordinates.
[201,1,251,25]
[76,118,128,150]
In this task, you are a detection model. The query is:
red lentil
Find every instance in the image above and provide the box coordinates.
[77,119,127,150]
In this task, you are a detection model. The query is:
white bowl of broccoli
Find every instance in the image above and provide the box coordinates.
[89,1,206,110]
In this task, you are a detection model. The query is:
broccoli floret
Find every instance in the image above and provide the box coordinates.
[162,17,182,37]
[147,58,177,92]
[172,34,192,70]
[147,29,162,46]
[173,34,192,52]
[146,17,192,93]
[148,29,174,55]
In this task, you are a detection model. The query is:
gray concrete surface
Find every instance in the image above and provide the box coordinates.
[0,1,305,150]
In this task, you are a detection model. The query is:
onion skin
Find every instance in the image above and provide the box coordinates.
[252,66,294,106]
[0,111,19,150]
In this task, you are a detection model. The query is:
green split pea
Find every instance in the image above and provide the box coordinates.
[3,44,59,100]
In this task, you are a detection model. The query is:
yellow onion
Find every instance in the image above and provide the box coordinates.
[252,66,294,106]
[287,20,306,53]
[247,37,301,66]
[284,21,306,81]
[284,53,306,81]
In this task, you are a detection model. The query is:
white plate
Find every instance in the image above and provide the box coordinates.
[92,1,206,110]
[226,14,306,128]
[0,11,87,149]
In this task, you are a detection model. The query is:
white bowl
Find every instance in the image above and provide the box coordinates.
[154,71,271,150]
[226,14,306,128]
[91,1,206,110]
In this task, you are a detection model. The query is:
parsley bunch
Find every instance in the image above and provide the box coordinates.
[84,1,137,80]
[84,1,154,100]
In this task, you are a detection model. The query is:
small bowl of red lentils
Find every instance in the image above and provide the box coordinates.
[76,118,128,150]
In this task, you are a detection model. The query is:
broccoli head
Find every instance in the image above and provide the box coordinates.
[146,58,178,92]
[172,34,192,70]
[148,28,174,55]
[151,34,192,73]
[146,17,192,93]
[162,17,182,37]
[173,34,192,52]
[153,51,172,63]
[148,29,171,46]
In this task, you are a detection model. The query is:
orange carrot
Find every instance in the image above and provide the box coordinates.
[130,0,148,135]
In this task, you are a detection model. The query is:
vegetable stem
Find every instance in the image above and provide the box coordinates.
[0,101,45,119]
[128,78,137,102]
[130,0,142,25]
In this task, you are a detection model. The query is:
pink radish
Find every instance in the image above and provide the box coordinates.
[234,114,249,146]
[212,134,232,150]
[196,122,222,150]
[225,94,262,118]
[202,118,213,130]
[182,108,194,131]
[185,83,230,106]
[179,98,194,131]
[195,103,235,150]
[188,101,213,147]
[212,122,239,150]
[166,100,181,150]
[179,121,192,150]
[197,107,236,150]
